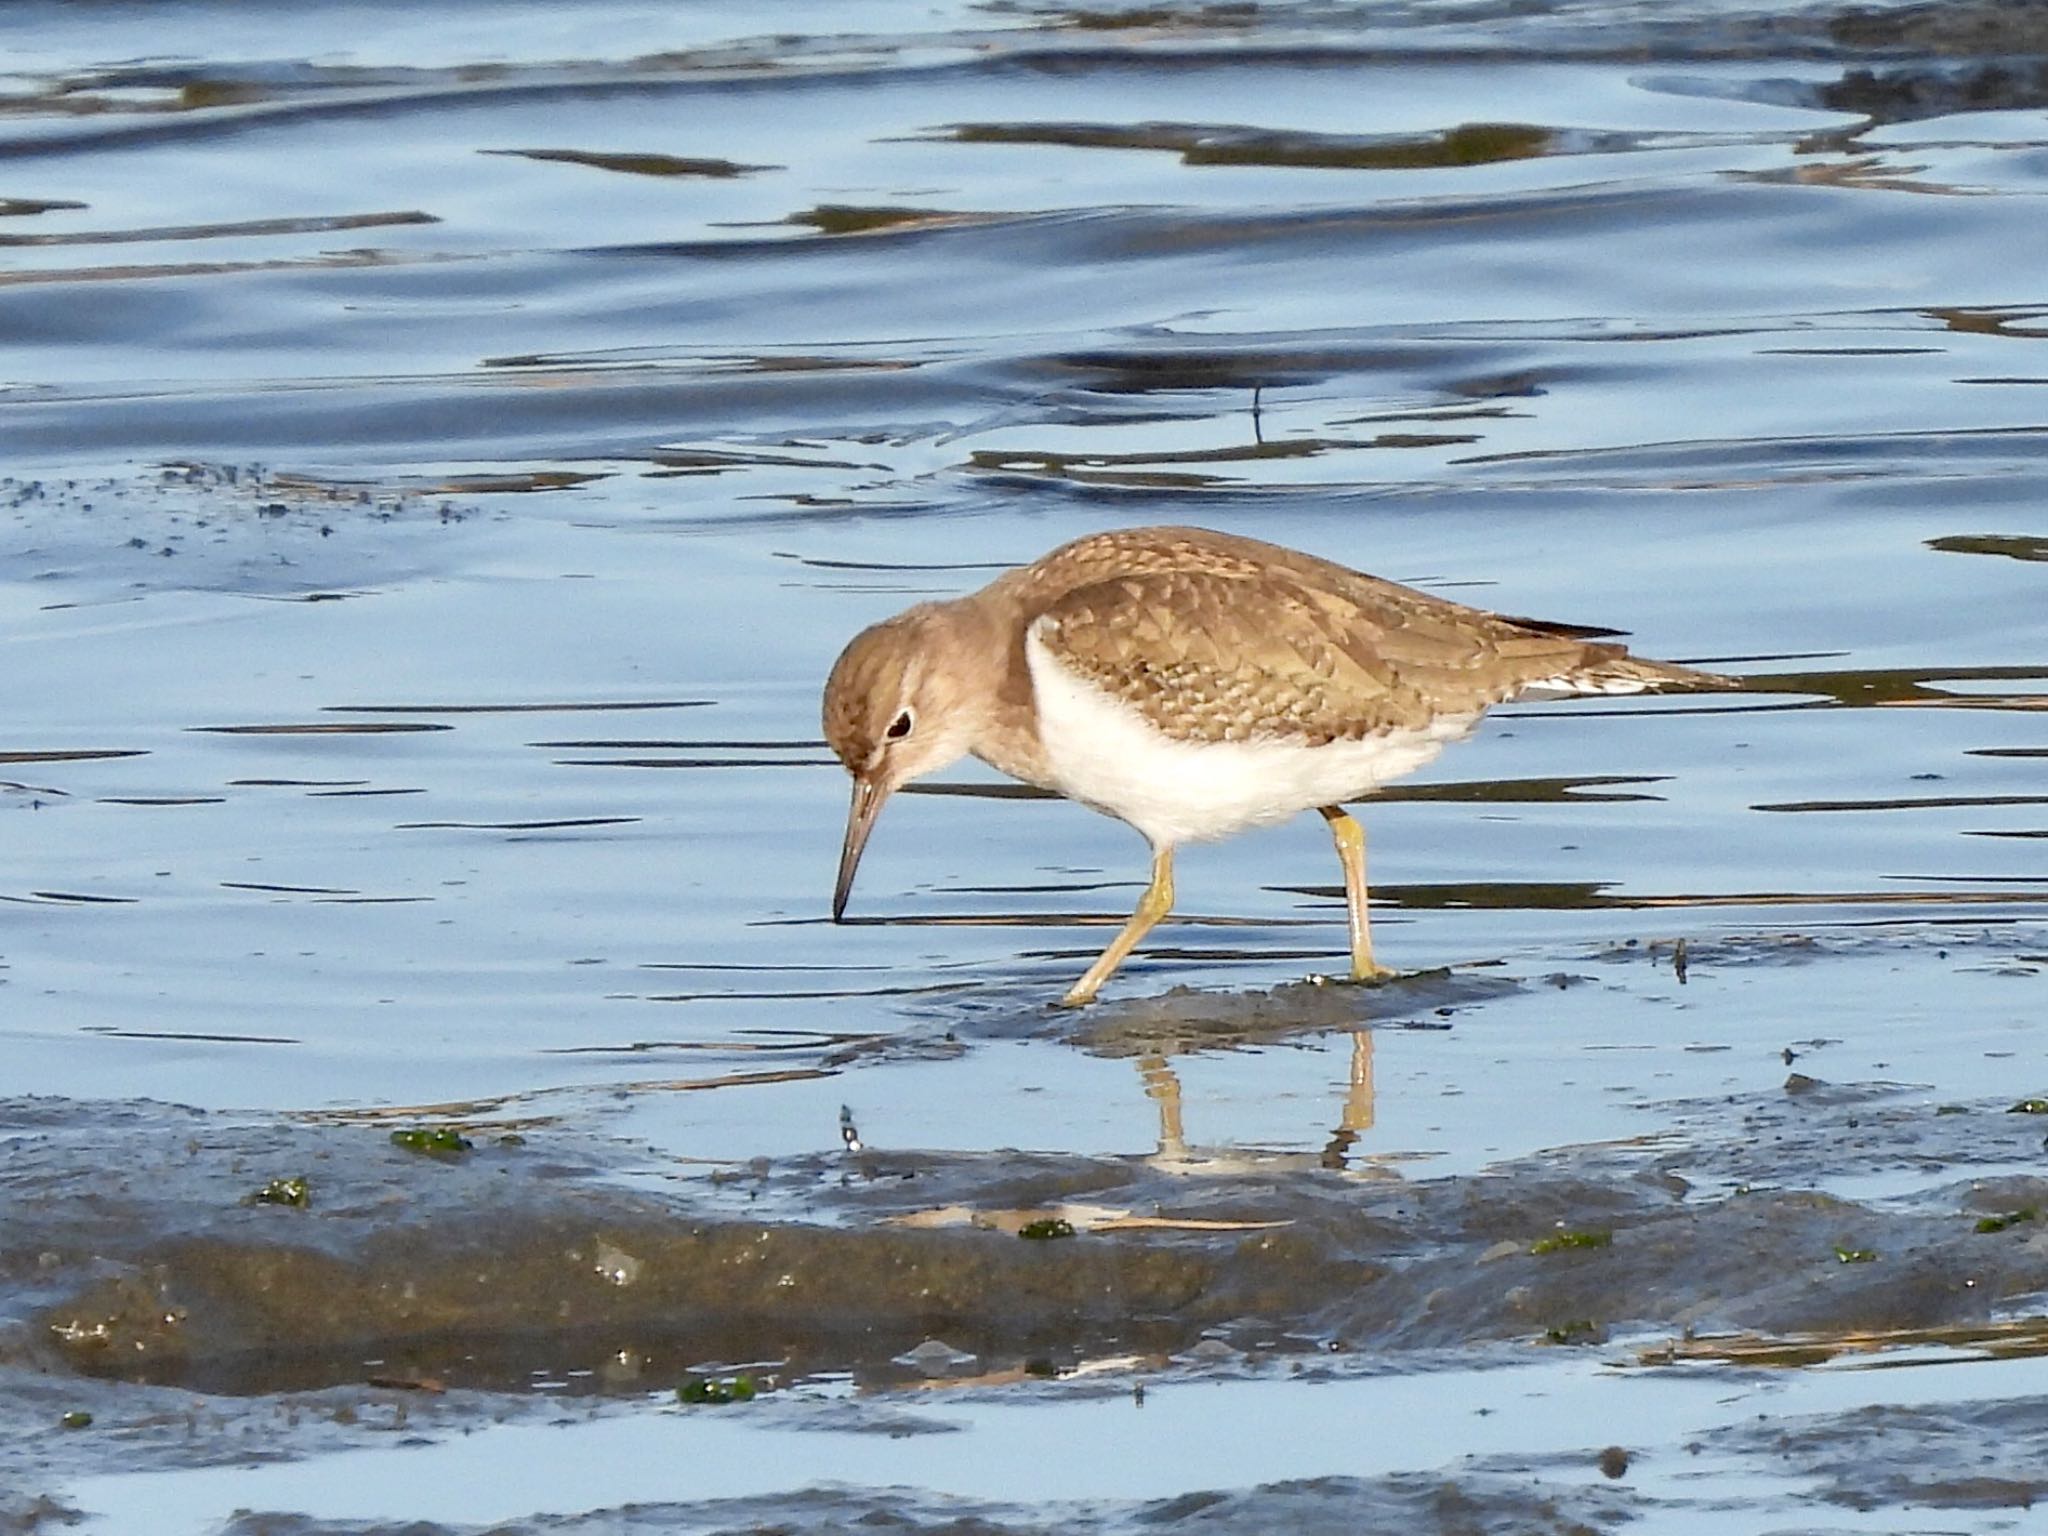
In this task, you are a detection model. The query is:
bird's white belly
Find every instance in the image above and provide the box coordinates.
[1023,631,1478,847]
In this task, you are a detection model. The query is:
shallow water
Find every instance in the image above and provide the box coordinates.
[62,1350,2048,1534]
[3,0,2047,1529]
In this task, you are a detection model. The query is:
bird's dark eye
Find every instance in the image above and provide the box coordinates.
[885,709,914,740]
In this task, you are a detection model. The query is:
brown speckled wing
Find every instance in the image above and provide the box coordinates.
[1029,564,1599,744]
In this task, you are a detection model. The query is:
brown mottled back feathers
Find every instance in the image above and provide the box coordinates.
[1002,527,1727,743]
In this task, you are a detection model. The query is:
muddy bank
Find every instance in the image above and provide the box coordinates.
[7,1071,2048,1409]
[1,955,2043,1527]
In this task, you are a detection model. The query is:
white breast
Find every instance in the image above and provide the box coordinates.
[1022,626,1478,847]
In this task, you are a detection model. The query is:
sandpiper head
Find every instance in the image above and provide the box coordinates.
[821,604,985,920]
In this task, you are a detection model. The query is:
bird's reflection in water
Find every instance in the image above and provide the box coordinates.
[1053,956,1502,1172]
[1133,1028,1378,1174]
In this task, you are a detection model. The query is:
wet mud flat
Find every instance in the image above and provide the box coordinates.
[8,946,2048,1536]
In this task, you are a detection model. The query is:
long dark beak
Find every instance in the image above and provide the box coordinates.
[832,776,888,921]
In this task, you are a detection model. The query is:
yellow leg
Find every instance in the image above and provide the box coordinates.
[1319,806,1395,983]
[1061,845,1174,1007]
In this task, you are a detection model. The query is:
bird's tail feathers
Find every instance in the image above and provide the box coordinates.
[1516,651,1740,700]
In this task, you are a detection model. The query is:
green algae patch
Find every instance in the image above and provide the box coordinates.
[1975,1208,2038,1234]
[678,1374,757,1405]
[2008,1099,2048,1115]
[1019,1217,1078,1241]
[1530,1230,1612,1256]
[1833,1245,1878,1264]
[390,1128,473,1158]
[1544,1320,1600,1345]
[249,1176,311,1208]
[59,1410,93,1429]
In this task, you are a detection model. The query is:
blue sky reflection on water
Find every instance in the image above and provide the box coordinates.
[3,0,2047,1528]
